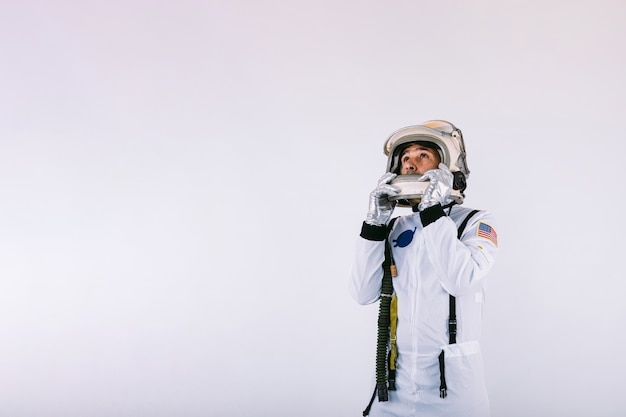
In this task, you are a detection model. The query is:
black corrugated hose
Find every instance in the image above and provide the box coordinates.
[362,220,396,416]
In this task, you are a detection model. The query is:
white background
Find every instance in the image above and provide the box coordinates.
[2,1,625,416]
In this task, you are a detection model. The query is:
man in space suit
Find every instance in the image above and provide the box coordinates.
[350,121,498,417]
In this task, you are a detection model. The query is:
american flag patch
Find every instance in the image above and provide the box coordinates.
[477,222,498,246]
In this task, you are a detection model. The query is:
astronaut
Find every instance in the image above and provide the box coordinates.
[350,121,498,417]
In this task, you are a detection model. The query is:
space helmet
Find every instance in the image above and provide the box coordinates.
[383,120,470,206]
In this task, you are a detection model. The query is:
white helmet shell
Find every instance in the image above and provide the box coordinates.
[383,120,470,206]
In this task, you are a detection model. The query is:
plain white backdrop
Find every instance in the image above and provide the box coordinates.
[2,1,626,416]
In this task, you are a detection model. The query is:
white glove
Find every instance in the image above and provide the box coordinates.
[418,163,453,211]
[365,173,399,226]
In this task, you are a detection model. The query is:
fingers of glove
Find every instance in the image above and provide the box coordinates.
[417,170,435,182]
[418,184,436,210]
[373,184,400,198]
[376,172,397,186]
[437,163,453,183]
[419,179,446,210]
[437,163,451,173]
[421,181,436,200]
[420,166,453,205]
[419,166,452,185]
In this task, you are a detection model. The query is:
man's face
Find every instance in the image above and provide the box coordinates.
[399,144,441,175]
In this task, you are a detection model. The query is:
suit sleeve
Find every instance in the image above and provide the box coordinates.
[348,222,388,305]
[420,205,498,297]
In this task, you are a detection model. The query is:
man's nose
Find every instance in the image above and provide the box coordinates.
[406,163,416,172]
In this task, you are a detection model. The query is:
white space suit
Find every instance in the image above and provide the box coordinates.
[350,203,498,417]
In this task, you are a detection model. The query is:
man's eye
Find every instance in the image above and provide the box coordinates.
[402,156,409,162]
[419,153,429,159]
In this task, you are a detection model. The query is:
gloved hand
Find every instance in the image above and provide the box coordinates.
[365,172,399,226]
[418,163,453,211]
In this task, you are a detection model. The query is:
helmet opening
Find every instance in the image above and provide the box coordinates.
[391,141,443,174]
